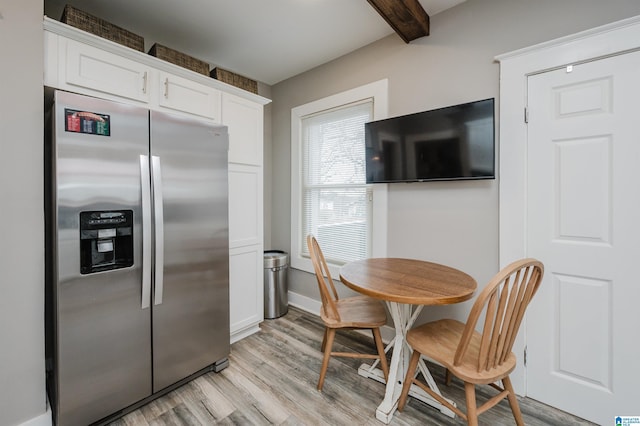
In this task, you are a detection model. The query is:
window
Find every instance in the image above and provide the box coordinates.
[291,80,388,276]
[301,100,372,264]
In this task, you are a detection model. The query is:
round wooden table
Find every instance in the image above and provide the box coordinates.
[340,258,477,424]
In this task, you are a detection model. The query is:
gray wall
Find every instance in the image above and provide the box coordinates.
[259,82,274,250]
[0,0,46,425]
[270,0,640,322]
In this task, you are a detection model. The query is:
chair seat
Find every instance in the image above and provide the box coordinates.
[407,319,517,385]
[321,296,387,329]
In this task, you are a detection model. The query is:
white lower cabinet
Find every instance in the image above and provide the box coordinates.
[227,164,263,340]
[229,245,263,342]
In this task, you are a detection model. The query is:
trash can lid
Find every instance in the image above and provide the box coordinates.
[264,250,288,268]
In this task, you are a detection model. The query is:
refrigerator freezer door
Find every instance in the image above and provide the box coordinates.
[53,91,152,425]
[150,110,230,392]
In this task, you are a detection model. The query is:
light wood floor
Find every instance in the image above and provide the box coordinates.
[109,307,595,425]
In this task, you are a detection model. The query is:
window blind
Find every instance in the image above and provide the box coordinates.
[300,100,373,265]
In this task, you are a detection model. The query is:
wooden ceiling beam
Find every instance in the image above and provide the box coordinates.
[366,0,430,43]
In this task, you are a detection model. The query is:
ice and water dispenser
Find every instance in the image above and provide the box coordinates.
[79,210,134,274]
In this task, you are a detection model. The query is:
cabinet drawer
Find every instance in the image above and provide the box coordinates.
[157,72,221,120]
[65,39,151,103]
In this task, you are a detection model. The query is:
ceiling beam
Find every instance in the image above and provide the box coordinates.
[366,0,430,43]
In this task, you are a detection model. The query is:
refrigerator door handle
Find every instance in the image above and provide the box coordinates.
[151,155,165,305]
[140,155,152,309]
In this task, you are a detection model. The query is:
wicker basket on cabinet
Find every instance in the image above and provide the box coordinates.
[61,5,144,51]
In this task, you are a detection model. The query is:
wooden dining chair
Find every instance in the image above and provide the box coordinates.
[306,234,389,391]
[398,258,544,426]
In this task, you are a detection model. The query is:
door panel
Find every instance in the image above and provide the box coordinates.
[150,110,229,392]
[526,52,640,424]
[53,91,152,425]
[554,136,611,242]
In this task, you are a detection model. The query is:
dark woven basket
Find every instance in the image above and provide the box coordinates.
[61,5,144,52]
[211,68,258,94]
[148,43,210,76]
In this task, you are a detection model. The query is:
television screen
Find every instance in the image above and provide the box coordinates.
[365,98,495,183]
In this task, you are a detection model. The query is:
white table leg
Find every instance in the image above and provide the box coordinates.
[356,301,456,423]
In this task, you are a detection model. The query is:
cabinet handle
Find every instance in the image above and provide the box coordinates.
[142,71,148,94]
[164,77,169,98]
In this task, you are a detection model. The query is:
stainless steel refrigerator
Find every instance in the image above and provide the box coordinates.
[45,90,230,425]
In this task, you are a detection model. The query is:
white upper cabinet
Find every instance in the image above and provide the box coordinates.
[44,17,269,119]
[223,93,263,166]
[64,38,152,103]
[156,72,221,120]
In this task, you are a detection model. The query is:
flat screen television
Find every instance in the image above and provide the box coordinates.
[365,98,495,183]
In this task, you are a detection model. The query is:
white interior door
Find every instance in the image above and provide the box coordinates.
[526,51,640,424]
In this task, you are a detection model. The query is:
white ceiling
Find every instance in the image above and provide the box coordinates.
[44,0,465,85]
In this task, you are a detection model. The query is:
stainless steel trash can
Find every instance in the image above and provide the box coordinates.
[264,250,289,319]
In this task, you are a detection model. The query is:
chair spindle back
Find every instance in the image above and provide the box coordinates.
[307,234,341,321]
[454,258,544,373]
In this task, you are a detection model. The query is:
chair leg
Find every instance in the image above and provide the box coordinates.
[318,328,336,391]
[372,328,389,381]
[464,382,479,426]
[445,368,452,386]
[503,376,525,426]
[398,350,421,411]
[321,327,328,353]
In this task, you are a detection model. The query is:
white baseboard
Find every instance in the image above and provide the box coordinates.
[19,400,52,426]
[288,291,395,343]
[230,324,261,344]
[288,290,321,314]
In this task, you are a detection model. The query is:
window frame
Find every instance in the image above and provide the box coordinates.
[290,79,389,277]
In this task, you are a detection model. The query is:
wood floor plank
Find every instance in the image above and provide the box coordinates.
[116,410,150,426]
[192,374,236,421]
[171,402,202,426]
[107,306,596,426]
[170,382,217,425]
[229,344,364,425]
[238,324,386,424]
[218,364,292,424]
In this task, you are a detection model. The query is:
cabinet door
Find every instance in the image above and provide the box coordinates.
[65,39,151,103]
[157,72,221,120]
[229,245,263,342]
[228,164,262,248]
[222,93,263,166]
